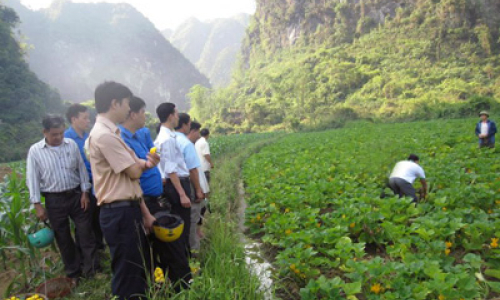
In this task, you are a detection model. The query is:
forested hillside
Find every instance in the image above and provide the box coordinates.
[0,4,62,162]
[167,14,249,87]
[4,0,210,111]
[189,0,500,133]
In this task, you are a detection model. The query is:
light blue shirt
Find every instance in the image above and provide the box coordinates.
[154,126,190,179]
[175,132,201,170]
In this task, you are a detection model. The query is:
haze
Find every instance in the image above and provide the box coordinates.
[19,0,256,30]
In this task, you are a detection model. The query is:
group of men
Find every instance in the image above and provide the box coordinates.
[26,81,214,299]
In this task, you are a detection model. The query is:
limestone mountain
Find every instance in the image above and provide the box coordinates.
[189,0,500,133]
[4,0,210,111]
[167,14,250,87]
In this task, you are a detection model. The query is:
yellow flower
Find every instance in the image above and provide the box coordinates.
[349,222,355,228]
[285,229,292,235]
[316,223,321,228]
[496,200,500,205]
[438,294,445,300]
[442,207,447,211]
[445,249,451,255]
[370,283,382,294]
[285,208,290,213]
[270,203,276,208]
[294,269,300,274]
[491,238,499,248]
[342,214,346,219]
[290,264,296,270]
[445,241,452,248]
[256,214,261,220]
[154,267,165,283]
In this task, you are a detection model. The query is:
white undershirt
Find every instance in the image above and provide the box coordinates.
[390,160,426,184]
[481,122,489,136]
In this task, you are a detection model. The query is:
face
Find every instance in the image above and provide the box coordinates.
[114,97,131,123]
[132,107,146,129]
[44,126,65,146]
[481,114,488,121]
[72,111,90,132]
[169,108,179,127]
[190,129,201,142]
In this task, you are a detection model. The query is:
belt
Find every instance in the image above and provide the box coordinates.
[143,195,160,203]
[42,186,81,197]
[165,177,190,183]
[101,200,140,209]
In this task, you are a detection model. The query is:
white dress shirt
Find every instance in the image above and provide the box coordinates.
[195,137,211,172]
[154,126,189,179]
[389,160,425,184]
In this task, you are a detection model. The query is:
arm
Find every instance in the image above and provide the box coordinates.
[490,121,497,136]
[475,123,480,136]
[26,149,47,221]
[140,200,156,232]
[189,168,203,201]
[204,154,213,168]
[420,179,427,198]
[168,172,191,208]
[75,143,91,211]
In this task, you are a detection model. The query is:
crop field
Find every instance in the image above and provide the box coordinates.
[243,119,500,300]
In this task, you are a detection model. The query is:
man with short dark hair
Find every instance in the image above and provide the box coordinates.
[155,103,192,255]
[88,81,159,300]
[64,104,104,251]
[475,111,497,148]
[119,97,191,291]
[27,115,97,284]
[388,154,427,202]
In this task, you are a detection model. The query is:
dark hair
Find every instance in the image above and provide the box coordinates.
[129,96,146,114]
[175,113,191,130]
[42,115,65,130]
[156,102,176,123]
[190,121,201,131]
[94,81,133,114]
[156,123,161,134]
[408,154,419,162]
[66,104,87,123]
[200,128,210,137]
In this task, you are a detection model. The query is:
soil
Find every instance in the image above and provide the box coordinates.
[0,166,12,182]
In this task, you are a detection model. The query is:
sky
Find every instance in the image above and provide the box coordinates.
[19,0,256,30]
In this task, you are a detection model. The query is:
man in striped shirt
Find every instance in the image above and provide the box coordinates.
[26,115,97,283]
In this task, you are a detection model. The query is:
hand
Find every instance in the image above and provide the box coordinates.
[479,134,487,138]
[80,192,90,212]
[143,213,156,233]
[145,153,160,169]
[180,194,191,208]
[195,190,204,202]
[210,163,214,169]
[34,203,48,221]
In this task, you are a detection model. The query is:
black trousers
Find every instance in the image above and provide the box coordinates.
[100,204,150,300]
[164,179,191,256]
[89,193,104,250]
[388,177,417,202]
[198,171,211,225]
[145,196,191,292]
[44,190,97,278]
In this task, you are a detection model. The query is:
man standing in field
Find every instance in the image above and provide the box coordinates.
[155,103,192,256]
[475,111,497,148]
[64,104,104,251]
[196,128,213,183]
[27,115,97,284]
[87,81,159,300]
[388,154,427,202]
[119,96,192,291]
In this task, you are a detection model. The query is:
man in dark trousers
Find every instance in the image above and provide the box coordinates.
[388,154,427,203]
[65,104,104,251]
[87,81,159,300]
[119,96,191,291]
[475,111,497,148]
[27,115,97,285]
[154,103,192,255]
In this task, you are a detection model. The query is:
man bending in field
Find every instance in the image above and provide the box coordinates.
[388,154,427,202]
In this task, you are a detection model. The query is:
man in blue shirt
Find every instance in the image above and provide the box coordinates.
[120,97,191,291]
[475,111,497,148]
[65,104,104,251]
[175,113,204,255]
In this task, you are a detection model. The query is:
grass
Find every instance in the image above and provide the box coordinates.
[61,134,282,300]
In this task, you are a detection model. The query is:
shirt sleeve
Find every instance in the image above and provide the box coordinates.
[74,142,91,191]
[98,133,137,174]
[158,138,178,175]
[26,147,41,204]
[416,166,425,179]
[184,143,201,170]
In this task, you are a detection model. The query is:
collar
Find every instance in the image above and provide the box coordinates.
[160,125,176,138]
[118,125,135,139]
[96,115,120,135]
[42,138,70,148]
[67,126,87,139]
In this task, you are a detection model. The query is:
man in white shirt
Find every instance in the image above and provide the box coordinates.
[388,154,427,202]
[154,103,192,253]
[195,128,213,182]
